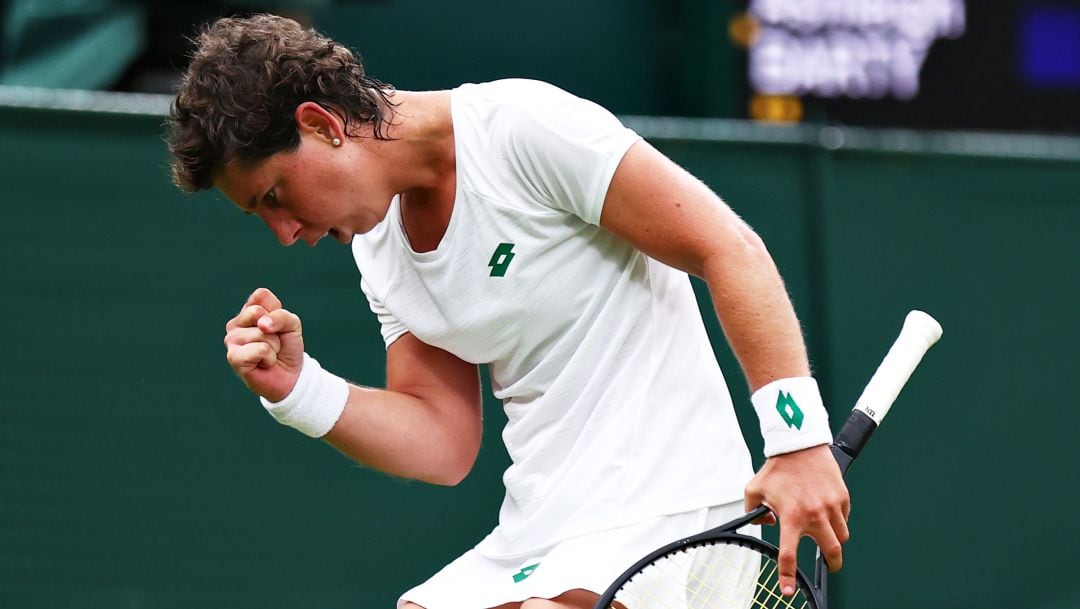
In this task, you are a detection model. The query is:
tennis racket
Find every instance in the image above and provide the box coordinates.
[592,310,943,609]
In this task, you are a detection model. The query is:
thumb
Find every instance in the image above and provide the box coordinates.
[258,308,301,334]
[257,309,304,366]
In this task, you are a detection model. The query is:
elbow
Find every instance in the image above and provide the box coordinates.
[428,468,470,487]
[430,406,483,486]
[730,220,770,259]
[421,441,480,487]
[424,456,475,487]
[700,222,773,279]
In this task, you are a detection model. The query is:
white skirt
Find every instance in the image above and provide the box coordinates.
[399,501,756,609]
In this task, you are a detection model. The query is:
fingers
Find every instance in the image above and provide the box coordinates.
[225,293,304,357]
[775,515,844,596]
[226,304,301,339]
[831,506,851,544]
[224,302,294,373]
[256,308,302,336]
[774,510,846,599]
[244,287,283,312]
[226,326,282,353]
[225,323,283,368]
[744,483,778,526]
[226,304,268,331]
[823,507,849,572]
[816,521,844,573]
[226,340,279,371]
[813,491,849,573]
[755,511,777,526]
[221,289,305,400]
[776,520,800,597]
[744,482,762,514]
[226,288,283,331]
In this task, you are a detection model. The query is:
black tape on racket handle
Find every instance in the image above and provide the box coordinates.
[830,409,876,476]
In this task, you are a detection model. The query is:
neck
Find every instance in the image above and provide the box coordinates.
[376,90,457,253]
[378,90,455,194]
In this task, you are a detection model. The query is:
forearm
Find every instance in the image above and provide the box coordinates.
[322,383,482,486]
[700,223,810,392]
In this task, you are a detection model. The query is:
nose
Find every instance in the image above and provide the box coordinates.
[261,212,303,246]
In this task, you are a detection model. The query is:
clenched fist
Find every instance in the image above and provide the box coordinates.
[223,287,305,402]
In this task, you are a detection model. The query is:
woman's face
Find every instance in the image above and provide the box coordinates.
[214,129,393,247]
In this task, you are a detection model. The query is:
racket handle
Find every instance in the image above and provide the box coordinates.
[830,311,943,476]
[853,310,942,426]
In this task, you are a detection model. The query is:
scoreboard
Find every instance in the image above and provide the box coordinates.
[736,0,1080,133]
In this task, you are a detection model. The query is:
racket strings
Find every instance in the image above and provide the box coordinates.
[611,542,811,609]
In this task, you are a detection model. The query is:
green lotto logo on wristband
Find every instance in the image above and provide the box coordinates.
[489,242,516,277]
[775,391,805,429]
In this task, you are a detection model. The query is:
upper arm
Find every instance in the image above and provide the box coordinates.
[598,140,766,278]
[386,333,483,450]
[320,333,482,485]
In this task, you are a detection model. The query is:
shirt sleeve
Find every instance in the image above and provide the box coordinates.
[360,276,409,349]
[501,83,641,225]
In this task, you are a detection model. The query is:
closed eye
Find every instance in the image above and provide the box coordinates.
[263,188,281,208]
[244,186,280,213]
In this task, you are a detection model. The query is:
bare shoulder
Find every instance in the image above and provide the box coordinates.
[600,140,755,277]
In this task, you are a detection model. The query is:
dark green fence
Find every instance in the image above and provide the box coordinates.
[3,97,1078,609]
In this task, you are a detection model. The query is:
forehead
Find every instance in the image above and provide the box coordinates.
[213,157,274,209]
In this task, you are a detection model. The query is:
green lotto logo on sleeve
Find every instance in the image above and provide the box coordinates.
[512,563,539,583]
[776,391,805,430]
[489,242,516,277]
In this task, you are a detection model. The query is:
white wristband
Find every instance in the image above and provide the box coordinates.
[259,353,349,438]
[751,376,832,457]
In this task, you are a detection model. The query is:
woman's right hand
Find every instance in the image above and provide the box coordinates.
[224,287,306,402]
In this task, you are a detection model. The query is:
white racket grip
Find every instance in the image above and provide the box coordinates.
[853,310,942,425]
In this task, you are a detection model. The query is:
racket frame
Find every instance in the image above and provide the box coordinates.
[593,503,822,606]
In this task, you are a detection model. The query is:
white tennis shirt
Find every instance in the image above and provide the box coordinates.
[351,79,753,559]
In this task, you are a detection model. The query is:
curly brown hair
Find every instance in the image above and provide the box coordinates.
[167,14,397,192]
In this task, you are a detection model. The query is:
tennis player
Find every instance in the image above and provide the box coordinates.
[168,14,850,609]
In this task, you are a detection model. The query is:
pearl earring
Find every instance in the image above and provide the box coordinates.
[332,137,342,147]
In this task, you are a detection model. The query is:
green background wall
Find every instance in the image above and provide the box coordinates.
[309,0,741,119]
[2,0,741,118]
[2,103,1079,609]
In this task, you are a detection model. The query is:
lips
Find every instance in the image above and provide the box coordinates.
[328,228,352,244]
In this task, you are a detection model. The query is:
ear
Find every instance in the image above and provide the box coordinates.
[294,102,346,145]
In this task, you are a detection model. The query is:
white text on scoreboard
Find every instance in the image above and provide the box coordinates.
[749,0,966,100]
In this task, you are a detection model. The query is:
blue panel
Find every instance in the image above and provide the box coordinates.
[1020,5,1080,88]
